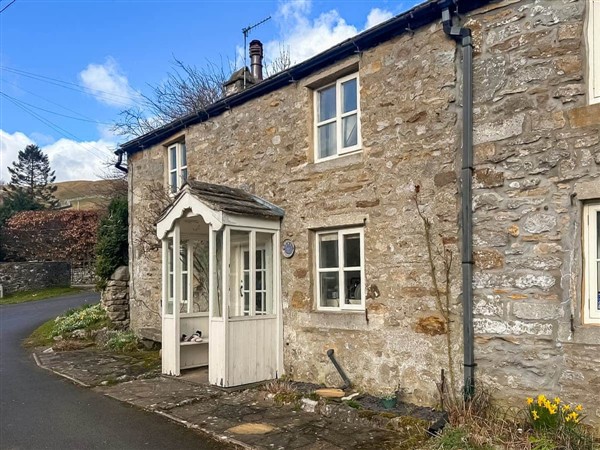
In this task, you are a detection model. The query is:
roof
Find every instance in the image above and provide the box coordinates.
[119,0,493,155]
[158,181,284,223]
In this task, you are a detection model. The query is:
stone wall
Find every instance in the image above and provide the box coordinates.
[465,0,600,421]
[101,266,130,329]
[127,0,600,417]
[0,262,71,296]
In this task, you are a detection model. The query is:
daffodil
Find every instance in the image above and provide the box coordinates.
[562,404,571,411]
[575,404,583,412]
[527,397,534,405]
[532,410,539,420]
[554,397,561,404]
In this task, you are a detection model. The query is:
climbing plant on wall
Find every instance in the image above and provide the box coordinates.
[95,196,128,288]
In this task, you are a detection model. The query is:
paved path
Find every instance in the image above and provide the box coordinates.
[0,292,232,450]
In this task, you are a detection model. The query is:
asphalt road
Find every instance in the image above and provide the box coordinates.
[0,292,231,449]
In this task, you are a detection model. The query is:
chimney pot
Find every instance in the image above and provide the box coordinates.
[249,39,264,81]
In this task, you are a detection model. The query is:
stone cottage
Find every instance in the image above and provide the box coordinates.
[117,0,600,421]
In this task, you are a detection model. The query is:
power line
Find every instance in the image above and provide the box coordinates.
[0,90,112,125]
[1,77,108,123]
[1,92,113,162]
[0,0,16,14]
[0,65,139,107]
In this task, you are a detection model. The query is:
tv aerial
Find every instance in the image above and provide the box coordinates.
[242,16,271,88]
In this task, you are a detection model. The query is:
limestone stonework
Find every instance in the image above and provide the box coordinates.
[101,266,130,329]
[126,0,600,420]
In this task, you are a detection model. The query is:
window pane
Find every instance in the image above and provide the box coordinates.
[192,240,209,313]
[170,172,178,193]
[170,147,177,170]
[597,212,599,259]
[320,272,340,307]
[319,233,339,268]
[342,114,358,148]
[318,123,337,159]
[181,168,188,185]
[229,230,251,318]
[344,270,362,305]
[318,85,336,121]
[342,78,357,113]
[256,292,264,314]
[180,143,187,166]
[344,233,361,267]
[597,261,600,310]
[180,244,188,271]
[257,232,274,315]
[212,230,223,317]
[180,273,188,313]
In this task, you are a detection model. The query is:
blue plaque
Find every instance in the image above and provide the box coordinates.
[282,239,295,258]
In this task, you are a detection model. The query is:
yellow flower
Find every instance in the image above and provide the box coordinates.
[575,404,583,412]
[532,410,539,420]
[538,394,547,407]
[554,397,561,404]
[544,400,552,410]
[549,406,557,415]
[566,416,572,422]
[568,412,579,421]
[562,404,571,411]
[527,397,534,405]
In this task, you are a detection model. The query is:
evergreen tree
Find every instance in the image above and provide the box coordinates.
[6,144,59,208]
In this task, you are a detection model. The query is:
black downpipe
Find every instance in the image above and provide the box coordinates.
[115,150,128,174]
[441,4,475,399]
[326,349,352,389]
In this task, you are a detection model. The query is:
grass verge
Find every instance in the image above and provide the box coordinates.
[23,319,56,347]
[0,286,85,305]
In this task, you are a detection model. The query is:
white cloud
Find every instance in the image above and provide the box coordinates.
[262,1,394,71]
[79,57,139,108]
[365,8,394,29]
[1,129,115,183]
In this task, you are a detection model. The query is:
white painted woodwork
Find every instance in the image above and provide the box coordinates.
[227,317,278,386]
[161,238,180,375]
[157,187,283,385]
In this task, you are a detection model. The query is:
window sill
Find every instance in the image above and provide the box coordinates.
[294,309,371,331]
[308,151,363,173]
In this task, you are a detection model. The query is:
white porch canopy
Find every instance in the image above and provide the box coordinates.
[156,181,284,386]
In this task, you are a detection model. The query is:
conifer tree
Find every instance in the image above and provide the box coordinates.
[5,144,59,208]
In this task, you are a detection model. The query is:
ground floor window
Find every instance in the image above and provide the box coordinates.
[316,227,364,311]
[584,203,600,324]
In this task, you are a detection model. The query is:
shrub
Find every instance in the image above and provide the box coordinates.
[52,303,107,337]
[95,196,128,288]
[104,330,139,353]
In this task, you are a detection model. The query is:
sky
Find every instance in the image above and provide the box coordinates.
[0,0,421,182]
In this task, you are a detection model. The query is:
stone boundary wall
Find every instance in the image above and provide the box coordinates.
[101,266,130,329]
[0,262,71,296]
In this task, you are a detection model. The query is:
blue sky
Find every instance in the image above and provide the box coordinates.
[1,0,420,181]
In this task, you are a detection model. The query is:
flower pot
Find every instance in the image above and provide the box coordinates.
[381,397,396,409]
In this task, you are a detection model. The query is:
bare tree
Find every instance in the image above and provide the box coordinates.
[113,49,293,138]
[113,59,230,137]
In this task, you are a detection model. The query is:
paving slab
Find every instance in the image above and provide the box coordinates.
[36,348,432,449]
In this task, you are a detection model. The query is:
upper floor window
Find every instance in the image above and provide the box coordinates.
[315,228,365,311]
[314,73,361,161]
[584,203,600,324]
[589,0,600,104]
[168,142,187,194]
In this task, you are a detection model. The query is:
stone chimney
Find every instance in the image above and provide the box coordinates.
[249,40,264,81]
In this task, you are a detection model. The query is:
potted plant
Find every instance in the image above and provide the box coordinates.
[381,393,396,409]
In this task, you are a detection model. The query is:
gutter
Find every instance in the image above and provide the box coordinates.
[117,0,491,155]
[440,1,475,398]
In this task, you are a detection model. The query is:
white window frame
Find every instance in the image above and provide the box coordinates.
[229,228,276,319]
[584,203,600,324]
[168,142,187,194]
[315,227,365,311]
[589,0,600,104]
[313,73,361,162]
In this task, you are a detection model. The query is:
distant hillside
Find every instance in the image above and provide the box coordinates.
[54,179,126,210]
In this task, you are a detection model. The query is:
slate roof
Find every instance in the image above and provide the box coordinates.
[162,181,284,221]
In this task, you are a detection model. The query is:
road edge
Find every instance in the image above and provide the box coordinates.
[31,352,252,450]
